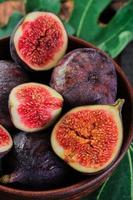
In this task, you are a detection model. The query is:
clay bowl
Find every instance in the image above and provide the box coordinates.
[0,36,133,200]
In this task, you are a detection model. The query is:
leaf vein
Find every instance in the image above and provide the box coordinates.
[96,177,110,200]
[77,0,93,37]
[130,145,133,152]
[128,149,133,200]
[98,13,133,49]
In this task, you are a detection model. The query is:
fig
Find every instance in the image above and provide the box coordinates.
[0,125,13,158]
[10,11,68,71]
[0,131,69,189]
[9,82,63,132]
[0,60,29,129]
[51,99,124,173]
[50,48,117,106]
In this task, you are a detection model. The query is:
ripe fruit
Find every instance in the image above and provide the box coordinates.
[50,48,117,106]
[0,60,29,129]
[0,125,13,158]
[0,131,69,189]
[9,83,63,132]
[10,11,68,71]
[51,99,124,173]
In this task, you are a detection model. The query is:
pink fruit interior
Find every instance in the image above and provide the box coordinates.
[16,85,62,129]
[17,15,64,68]
[56,109,118,168]
[0,127,10,147]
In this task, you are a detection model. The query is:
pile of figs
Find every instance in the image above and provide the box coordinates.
[0,11,124,190]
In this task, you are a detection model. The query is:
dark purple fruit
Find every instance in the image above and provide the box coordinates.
[0,60,29,129]
[10,11,68,72]
[0,131,69,189]
[50,48,117,107]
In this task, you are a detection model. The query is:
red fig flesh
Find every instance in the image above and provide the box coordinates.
[50,48,117,106]
[9,83,63,132]
[51,99,124,173]
[0,125,13,158]
[10,11,68,71]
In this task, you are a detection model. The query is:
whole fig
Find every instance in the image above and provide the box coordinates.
[50,48,117,107]
[0,60,29,129]
[0,131,69,189]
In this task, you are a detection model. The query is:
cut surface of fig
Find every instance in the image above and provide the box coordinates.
[0,125,13,158]
[51,99,124,173]
[0,60,29,129]
[9,83,63,132]
[0,131,69,189]
[50,48,117,106]
[10,11,68,71]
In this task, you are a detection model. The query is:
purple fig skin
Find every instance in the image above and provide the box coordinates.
[1,131,69,189]
[50,48,117,107]
[0,60,30,130]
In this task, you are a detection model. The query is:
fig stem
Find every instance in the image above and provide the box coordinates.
[113,99,125,111]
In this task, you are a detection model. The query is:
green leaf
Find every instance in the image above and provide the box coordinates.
[0,0,5,3]
[82,144,133,200]
[69,0,133,58]
[0,12,23,38]
[25,0,61,14]
[70,0,111,42]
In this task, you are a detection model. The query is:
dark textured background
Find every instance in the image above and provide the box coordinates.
[120,42,133,86]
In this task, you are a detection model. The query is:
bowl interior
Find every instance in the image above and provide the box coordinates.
[0,36,133,193]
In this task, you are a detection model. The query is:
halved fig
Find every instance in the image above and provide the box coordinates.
[10,11,68,71]
[0,60,29,129]
[50,48,117,106]
[51,99,124,173]
[9,83,63,132]
[0,125,13,158]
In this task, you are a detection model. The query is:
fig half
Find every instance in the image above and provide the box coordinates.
[0,125,13,158]
[10,11,68,71]
[9,83,63,132]
[51,99,124,173]
[50,48,117,106]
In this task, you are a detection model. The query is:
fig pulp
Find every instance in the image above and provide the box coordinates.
[0,125,13,158]
[0,60,29,129]
[10,11,68,71]
[0,132,68,189]
[51,99,124,173]
[9,82,63,132]
[50,48,117,106]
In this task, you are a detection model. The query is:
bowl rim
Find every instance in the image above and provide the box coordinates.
[0,35,133,198]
